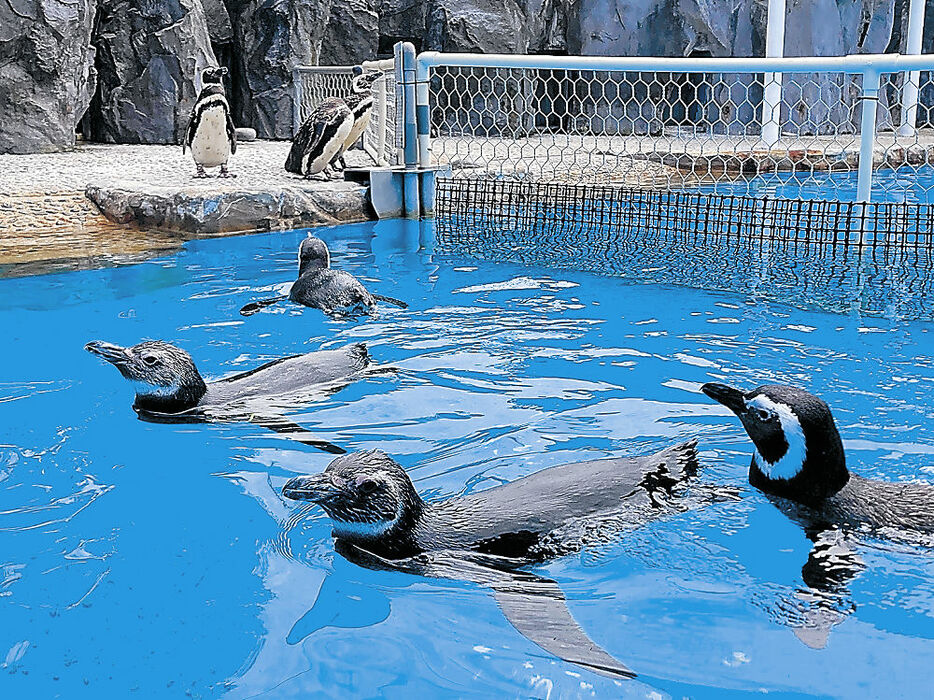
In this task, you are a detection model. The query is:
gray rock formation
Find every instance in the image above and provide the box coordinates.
[229,0,380,139]
[89,0,217,144]
[228,0,327,139]
[0,0,98,154]
[323,0,379,64]
[202,0,234,43]
[86,179,371,232]
[378,0,568,53]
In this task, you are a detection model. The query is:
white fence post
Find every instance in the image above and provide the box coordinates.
[857,69,881,203]
[292,68,302,136]
[898,0,927,137]
[760,0,787,147]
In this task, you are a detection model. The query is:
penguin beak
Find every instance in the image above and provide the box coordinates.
[701,382,747,415]
[282,474,342,502]
[85,341,131,366]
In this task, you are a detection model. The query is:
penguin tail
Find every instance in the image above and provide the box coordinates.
[668,439,700,479]
[372,293,409,309]
[349,342,370,369]
[284,144,304,175]
[240,295,288,316]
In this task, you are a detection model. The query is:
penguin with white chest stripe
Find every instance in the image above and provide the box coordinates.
[701,382,934,533]
[285,97,353,180]
[329,67,382,172]
[183,66,237,178]
[703,382,934,648]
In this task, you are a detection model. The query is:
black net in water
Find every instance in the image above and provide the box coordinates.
[435,179,934,320]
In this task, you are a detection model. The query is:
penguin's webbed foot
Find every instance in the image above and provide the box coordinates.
[219,165,237,178]
[194,165,210,179]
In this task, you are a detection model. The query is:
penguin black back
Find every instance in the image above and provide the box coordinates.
[240,236,407,316]
[282,442,700,560]
[285,98,353,179]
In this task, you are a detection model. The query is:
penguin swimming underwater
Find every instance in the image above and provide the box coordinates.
[183,66,237,178]
[285,97,353,180]
[701,382,934,533]
[282,442,701,678]
[85,340,371,453]
[239,235,407,317]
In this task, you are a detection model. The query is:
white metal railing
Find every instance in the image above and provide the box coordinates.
[410,52,934,203]
[292,60,399,167]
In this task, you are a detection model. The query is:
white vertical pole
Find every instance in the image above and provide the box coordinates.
[857,70,881,204]
[761,0,787,147]
[376,75,388,164]
[898,0,926,137]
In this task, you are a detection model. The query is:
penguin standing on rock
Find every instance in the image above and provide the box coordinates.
[285,97,353,180]
[331,67,382,172]
[183,66,237,178]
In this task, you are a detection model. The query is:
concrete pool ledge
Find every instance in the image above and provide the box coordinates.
[86,178,372,234]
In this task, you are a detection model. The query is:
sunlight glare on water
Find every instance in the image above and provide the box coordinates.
[1,218,933,698]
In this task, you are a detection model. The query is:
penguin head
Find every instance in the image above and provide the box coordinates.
[282,450,423,543]
[297,235,331,275]
[350,67,381,94]
[201,66,228,86]
[701,382,848,506]
[85,340,207,413]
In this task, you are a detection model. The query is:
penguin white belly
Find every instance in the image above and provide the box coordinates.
[344,107,373,151]
[305,118,354,175]
[190,105,230,168]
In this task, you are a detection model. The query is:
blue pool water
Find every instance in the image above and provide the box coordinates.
[2,220,933,698]
[708,165,934,203]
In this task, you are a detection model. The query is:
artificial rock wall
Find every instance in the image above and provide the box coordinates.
[0,0,932,152]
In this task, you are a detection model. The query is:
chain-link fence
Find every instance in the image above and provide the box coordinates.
[422,58,934,203]
[293,65,399,166]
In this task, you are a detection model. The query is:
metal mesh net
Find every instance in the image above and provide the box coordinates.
[436,180,934,319]
[293,66,398,166]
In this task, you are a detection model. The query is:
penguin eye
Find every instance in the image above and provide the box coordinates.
[141,354,159,366]
[756,408,772,421]
[358,478,379,494]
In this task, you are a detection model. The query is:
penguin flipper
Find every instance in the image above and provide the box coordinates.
[226,110,237,154]
[183,108,197,154]
[491,573,636,679]
[343,548,635,680]
[371,293,409,309]
[240,295,288,316]
[246,413,346,454]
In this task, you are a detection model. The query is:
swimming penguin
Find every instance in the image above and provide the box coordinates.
[85,340,371,453]
[282,441,701,678]
[329,67,382,172]
[701,382,934,533]
[183,66,237,178]
[239,236,407,317]
[702,382,934,649]
[285,96,353,180]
